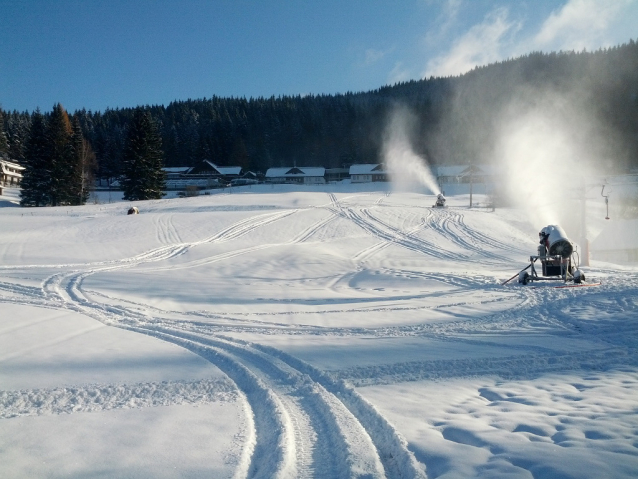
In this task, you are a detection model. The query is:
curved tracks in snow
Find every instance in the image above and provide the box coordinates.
[327,193,525,264]
[3,196,632,478]
[0,207,426,479]
[26,274,424,479]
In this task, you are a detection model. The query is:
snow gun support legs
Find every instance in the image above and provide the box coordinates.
[510,253,585,286]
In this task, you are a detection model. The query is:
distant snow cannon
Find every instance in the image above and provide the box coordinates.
[433,193,446,208]
[503,225,588,286]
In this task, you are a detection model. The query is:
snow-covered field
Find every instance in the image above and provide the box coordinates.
[1,184,637,478]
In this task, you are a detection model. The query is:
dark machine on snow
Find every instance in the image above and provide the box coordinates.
[503,225,587,286]
[433,194,446,208]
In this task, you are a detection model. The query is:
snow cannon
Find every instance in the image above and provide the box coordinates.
[539,225,573,258]
[504,224,587,286]
[433,193,446,208]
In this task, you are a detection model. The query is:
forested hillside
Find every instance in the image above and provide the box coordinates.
[2,40,637,178]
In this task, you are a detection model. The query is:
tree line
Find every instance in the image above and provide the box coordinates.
[1,39,637,206]
[5,105,165,206]
[18,104,95,206]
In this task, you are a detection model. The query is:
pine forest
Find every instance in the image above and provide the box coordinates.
[2,41,638,197]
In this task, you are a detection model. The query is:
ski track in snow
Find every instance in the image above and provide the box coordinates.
[49,272,422,477]
[328,192,524,267]
[155,213,181,244]
[1,197,637,478]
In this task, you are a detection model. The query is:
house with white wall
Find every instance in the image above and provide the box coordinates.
[0,157,24,188]
[186,160,242,182]
[265,167,326,184]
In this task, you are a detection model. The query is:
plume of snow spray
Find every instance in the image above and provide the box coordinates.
[383,106,440,194]
[493,91,601,234]
[496,112,569,227]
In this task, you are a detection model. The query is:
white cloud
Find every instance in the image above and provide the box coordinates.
[419,0,636,80]
[533,0,632,51]
[423,7,520,78]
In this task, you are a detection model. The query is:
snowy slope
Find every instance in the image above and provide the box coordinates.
[1,184,637,478]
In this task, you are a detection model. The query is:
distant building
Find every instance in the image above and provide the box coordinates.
[0,157,24,187]
[265,167,326,184]
[349,164,388,183]
[230,171,262,186]
[240,171,260,181]
[186,160,242,182]
[163,161,244,190]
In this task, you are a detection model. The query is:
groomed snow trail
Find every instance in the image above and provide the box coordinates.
[2,191,636,478]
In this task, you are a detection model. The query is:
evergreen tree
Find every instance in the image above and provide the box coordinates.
[69,117,95,205]
[46,104,73,206]
[20,105,94,207]
[121,109,166,201]
[0,109,9,154]
[5,112,30,165]
[20,110,50,206]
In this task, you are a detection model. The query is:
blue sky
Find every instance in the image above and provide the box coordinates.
[2,0,636,113]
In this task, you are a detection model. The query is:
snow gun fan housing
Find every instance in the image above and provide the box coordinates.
[515,225,586,285]
[540,225,573,258]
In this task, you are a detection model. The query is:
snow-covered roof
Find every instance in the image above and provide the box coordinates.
[187,160,242,176]
[265,167,325,178]
[163,167,191,173]
[349,164,386,175]
[590,219,638,251]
